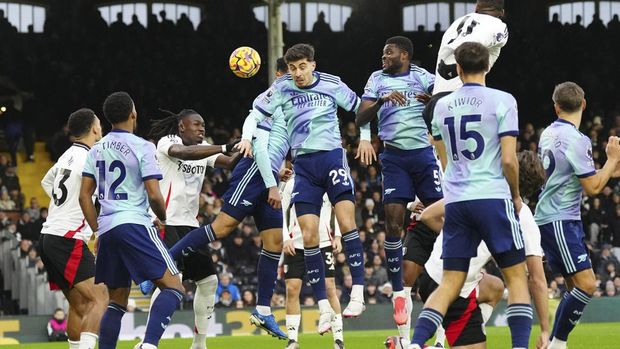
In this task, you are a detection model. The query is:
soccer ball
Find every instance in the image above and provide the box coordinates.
[229,46,261,78]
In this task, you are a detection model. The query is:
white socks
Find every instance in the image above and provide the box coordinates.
[191,274,218,349]
[286,314,301,341]
[480,302,494,325]
[398,286,413,339]
[78,332,98,349]
[351,284,364,301]
[318,299,332,313]
[256,305,272,316]
[549,338,567,349]
[434,325,446,347]
[69,340,80,349]
[331,313,344,342]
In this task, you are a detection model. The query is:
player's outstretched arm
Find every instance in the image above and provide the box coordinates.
[167,142,235,161]
[214,152,243,170]
[500,135,521,213]
[580,136,620,195]
[355,99,382,127]
[144,179,167,223]
[79,176,99,233]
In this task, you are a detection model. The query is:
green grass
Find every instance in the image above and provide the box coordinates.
[6,323,620,348]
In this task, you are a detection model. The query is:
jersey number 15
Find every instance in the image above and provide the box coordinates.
[444,114,485,161]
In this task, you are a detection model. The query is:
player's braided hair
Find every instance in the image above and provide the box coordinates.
[148,108,199,142]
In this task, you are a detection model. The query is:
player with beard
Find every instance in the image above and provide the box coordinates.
[356,36,442,327]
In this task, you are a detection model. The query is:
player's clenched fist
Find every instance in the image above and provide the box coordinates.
[606,136,620,160]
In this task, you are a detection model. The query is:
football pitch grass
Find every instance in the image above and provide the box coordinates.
[6,323,620,348]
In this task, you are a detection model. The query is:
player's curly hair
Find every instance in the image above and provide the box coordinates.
[67,108,96,138]
[148,108,199,142]
[285,43,315,63]
[518,150,546,200]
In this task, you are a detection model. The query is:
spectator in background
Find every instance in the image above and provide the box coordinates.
[25,197,41,220]
[217,290,234,308]
[0,155,9,174]
[9,189,23,210]
[588,197,606,245]
[34,207,48,232]
[48,124,71,161]
[611,205,620,261]
[47,308,68,341]
[241,289,256,308]
[3,166,20,192]
[216,273,241,304]
[18,212,38,241]
[0,190,16,210]
[604,280,617,297]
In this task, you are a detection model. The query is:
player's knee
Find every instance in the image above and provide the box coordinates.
[302,230,320,246]
[286,284,301,300]
[574,277,597,295]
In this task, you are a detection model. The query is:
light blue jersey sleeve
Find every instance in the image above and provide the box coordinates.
[335,79,361,113]
[497,95,519,137]
[140,143,163,181]
[362,73,379,101]
[254,125,278,188]
[431,101,445,140]
[82,149,95,178]
[566,135,596,178]
[418,68,435,93]
[241,108,268,141]
[254,82,285,117]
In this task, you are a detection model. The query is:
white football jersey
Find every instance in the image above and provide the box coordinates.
[157,135,220,227]
[433,12,508,94]
[281,177,341,249]
[41,143,93,242]
[425,201,542,298]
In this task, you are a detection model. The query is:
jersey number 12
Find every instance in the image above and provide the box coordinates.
[96,160,128,200]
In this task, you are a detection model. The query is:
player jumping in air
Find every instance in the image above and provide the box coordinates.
[140,108,241,349]
[410,42,532,349]
[236,44,370,331]
[162,59,291,340]
[535,82,620,349]
[281,175,345,349]
[356,35,443,327]
[40,108,107,349]
[79,92,184,349]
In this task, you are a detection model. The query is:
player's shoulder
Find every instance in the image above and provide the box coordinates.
[317,71,343,86]
[409,64,432,76]
[471,12,506,26]
[482,86,516,102]
[273,73,293,88]
[158,134,182,146]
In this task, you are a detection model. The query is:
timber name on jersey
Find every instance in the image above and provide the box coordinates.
[157,135,219,227]
[41,143,93,242]
[82,129,163,235]
[433,13,508,94]
[281,177,340,249]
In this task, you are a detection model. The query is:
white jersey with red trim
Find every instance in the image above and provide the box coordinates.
[281,177,340,249]
[156,135,220,227]
[41,143,93,242]
[425,202,542,298]
[433,12,508,94]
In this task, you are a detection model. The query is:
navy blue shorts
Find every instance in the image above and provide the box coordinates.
[380,146,443,204]
[221,157,283,232]
[292,149,354,210]
[95,223,179,288]
[539,220,592,276]
[443,199,525,269]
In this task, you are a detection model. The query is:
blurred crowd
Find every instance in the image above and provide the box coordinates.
[2,2,620,314]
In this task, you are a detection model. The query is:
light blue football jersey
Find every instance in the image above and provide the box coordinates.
[362,64,435,150]
[431,83,519,204]
[83,130,162,235]
[535,119,596,225]
[252,105,290,188]
[253,71,360,157]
